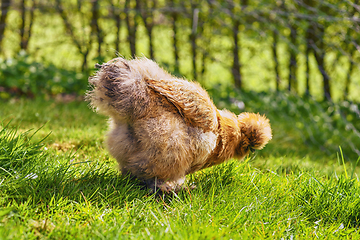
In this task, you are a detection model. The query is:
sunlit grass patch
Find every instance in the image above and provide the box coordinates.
[1,94,360,238]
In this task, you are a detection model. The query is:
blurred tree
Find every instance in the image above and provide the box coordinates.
[197,0,206,81]
[272,28,281,92]
[170,0,180,73]
[91,0,103,61]
[281,0,298,93]
[301,0,332,101]
[55,0,93,71]
[190,1,199,80]
[0,0,358,103]
[263,0,282,92]
[125,0,138,57]
[300,0,317,96]
[230,0,247,89]
[19,0,36,51]
[136,0,156,60]
[313,2,332,102]
[0,0,11,52]
[109,0,123,54]
[343,0,359,100]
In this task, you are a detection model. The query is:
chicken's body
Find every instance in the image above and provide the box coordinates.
[87,57,272,192]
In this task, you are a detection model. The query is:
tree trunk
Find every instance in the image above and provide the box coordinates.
[280,0,298,93]
[288,25,297,93]
[55,0,91,71]
[20,0,26,49]
[312,23,331,102]
[232,18,241,89]
[170,0,179,73]
[91,0,102,59]
[0,0,11,51]
[305,24,315,96]
[343,0,359,100]
[316,3,332,101]
[344,59,354,100]
[125,0,137,57]
[272,29,280,91]
[305,41,310,96]
[82,51,89,72]
[312,19,331,101]
[136,0,155,59]
[109,0,121,54]
[190,5,199,80]
[147,24,154,59]
[302,0,317,97]
[19,0,38,51]
[314,52,331,101]
[230,0,247,89]
[115,8,121,54]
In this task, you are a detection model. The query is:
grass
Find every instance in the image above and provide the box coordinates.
[1,92,360,239]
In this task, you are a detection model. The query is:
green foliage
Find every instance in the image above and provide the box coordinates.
[0,52,88,99]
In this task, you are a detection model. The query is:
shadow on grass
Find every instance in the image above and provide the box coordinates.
[1,159,153,212]
[3,156,247,212]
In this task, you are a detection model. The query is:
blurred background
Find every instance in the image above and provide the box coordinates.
[0,0,359,163]
[0,0,359,99]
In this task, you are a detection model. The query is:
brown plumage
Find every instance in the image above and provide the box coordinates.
[86,57,272,193]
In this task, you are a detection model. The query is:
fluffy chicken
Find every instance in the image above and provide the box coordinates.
[87,57,272,192]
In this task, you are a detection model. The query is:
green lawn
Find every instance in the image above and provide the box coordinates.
[1,92,360,239]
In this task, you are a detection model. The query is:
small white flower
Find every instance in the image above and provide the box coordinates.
[53,76,61,83]
[29,66,36,73]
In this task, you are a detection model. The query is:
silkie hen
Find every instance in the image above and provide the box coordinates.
[87,57,272,193]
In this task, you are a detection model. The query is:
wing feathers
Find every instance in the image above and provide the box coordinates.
[145,78,218,132]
